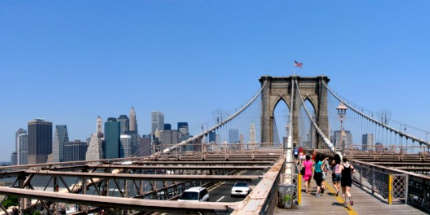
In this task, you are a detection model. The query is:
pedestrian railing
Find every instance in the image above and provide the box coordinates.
[353,160,430,213]
[352,161,407,204]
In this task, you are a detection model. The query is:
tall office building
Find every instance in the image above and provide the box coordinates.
[120,135,132,158]
[164,123,171,130]
[117,115,130,134]
[86,133,104,161]
[331,130,353,149]
[52,125,69,162]
[28,119,53,164]
[159,130,180,145]
[177,122,189,135]
[249,121,256,144]
[104,117,120,159]
[129,106,137,132]
[63,140,87,162]
[15,128,27,165]
[362,134,374,152]
[208,131,216,143]
[151,111,164,133]
[139,135,151,156]
[97,116,103,137]
[17,133,28,165]
[229,129,239,143]
[11,152,17,165]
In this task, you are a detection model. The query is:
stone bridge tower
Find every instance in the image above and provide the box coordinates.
[259,76,330,149]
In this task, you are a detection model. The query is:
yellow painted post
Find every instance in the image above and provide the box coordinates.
[388,174,393,205]
[297,173,302,205]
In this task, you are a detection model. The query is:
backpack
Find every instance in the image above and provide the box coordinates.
[334,164,341,174]
[293,148,298,155]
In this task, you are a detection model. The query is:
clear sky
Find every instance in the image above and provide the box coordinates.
[1,1,430,162]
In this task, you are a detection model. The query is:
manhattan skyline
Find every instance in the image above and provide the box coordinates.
[1,1,430,161]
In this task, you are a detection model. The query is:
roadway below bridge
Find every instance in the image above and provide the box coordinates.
[156,170,262,215]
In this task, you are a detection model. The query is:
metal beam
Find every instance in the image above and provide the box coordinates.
[90,165,270,170]
[21,170,260,181]
[0,187,237,213]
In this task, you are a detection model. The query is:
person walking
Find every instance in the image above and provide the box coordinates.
[298,147,304,164]
[340,156,355,207]
[293,147,299,163]
[331,154,342,196]
[313,154,324,197]
[302,154,313,193]
[321,155,330,194]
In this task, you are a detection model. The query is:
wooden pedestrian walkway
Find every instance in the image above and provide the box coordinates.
[274,178,426,215]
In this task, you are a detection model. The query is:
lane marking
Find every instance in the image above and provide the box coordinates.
[216,196,225,202]
[324,181,358,215]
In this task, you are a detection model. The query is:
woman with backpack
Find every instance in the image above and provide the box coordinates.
[331,154,342,196]
[340,156,355,207]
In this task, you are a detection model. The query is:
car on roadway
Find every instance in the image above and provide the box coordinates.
[178,187,209,202]
[231,181,251,197]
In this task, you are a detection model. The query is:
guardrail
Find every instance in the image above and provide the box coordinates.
[232,157,285,215]
[352,160,430,213]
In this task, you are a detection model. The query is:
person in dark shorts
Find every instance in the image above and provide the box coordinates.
[313,154,324,197]
[331,153,342,196]
[340,156,355,207]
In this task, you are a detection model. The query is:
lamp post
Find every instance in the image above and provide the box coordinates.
[337,102,348,155]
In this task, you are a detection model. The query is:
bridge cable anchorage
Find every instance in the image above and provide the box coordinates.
[158,80,268,155]
[322,81,430,148]
[294,79,337,154]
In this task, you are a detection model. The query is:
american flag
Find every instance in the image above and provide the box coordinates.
[294,60,303,68]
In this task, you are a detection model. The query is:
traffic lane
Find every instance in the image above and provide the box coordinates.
[208,170,261,203]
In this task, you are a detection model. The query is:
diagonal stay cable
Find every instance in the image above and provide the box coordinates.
[160,80,268,154]
[322,81,430,148]
[294,79,336,154]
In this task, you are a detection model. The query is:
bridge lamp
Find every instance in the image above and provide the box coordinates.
[337,102,348,155]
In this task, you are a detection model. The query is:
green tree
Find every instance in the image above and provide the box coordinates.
[2,196,19,208]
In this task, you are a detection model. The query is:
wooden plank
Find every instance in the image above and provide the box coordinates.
[274,176,427,215]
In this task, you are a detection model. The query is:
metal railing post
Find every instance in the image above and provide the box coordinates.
[297,173,302,205]
[388,174,393,205]
[372,170,375,195]
[405,174,409,205]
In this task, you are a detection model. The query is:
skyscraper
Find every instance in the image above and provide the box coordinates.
[86,133,104,161]
[151,111,164,133]
[362,134,374,152]
[120,134,132,158]
[159,130,180,145]
[52,125,69,162]
[11,152,17,165]
[249,121,256,144]
[63,140,87,162]
[28,119,53,164]
[139,135,151,156]
[17,132,28,165]
[164,123,171,130]
[117,115,130,134]
[15,128,27,165]
[104,117,120,159]
[129,106,137,132]
[229,129,239,143]
[177,122,189,135]
[97,116,103,137]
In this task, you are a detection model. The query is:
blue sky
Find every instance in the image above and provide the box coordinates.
[1,1,430,161]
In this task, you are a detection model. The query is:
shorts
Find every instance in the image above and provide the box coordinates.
[314,172,323,186]
[332,173,341,182]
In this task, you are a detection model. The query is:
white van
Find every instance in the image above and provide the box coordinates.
[178,187,209,202]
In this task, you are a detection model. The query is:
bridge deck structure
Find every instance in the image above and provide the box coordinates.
[274,178,426,215]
